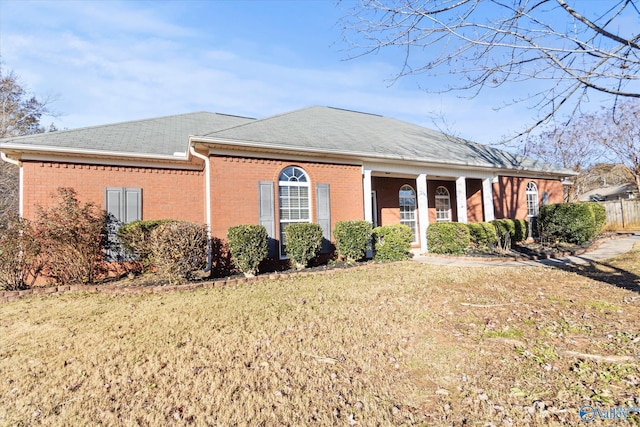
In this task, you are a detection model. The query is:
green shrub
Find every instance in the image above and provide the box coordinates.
[538,203,598,245]
[117,219,175,266]
[227,224,268,277]
[427,222,471,254]
[513,218,529,243]
[149,221,208,283]
[584,202,607,235]
[35,187,107,285]
[491,219,517,250]
[466,222,498,249]
[373,224,413,262]
[284,223,323,269]
[334,220,372,262]
[0,215,43,290]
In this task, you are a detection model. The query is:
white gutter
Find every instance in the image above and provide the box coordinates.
[189,141,213,273]
[189,142,211,237]
[1,152,23,216]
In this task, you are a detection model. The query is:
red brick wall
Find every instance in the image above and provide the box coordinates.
[466,179,484,222]
[208,156,363,241]
[493,176,563,219]
[21,161,205,223]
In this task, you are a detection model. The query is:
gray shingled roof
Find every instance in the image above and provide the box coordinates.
[0,106,573,176]
[0,112,254,158]
[202,106,574,175]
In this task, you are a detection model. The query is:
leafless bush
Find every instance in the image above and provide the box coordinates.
[34,188,107,285]
[0,214,43,290]
[149,221,208,284]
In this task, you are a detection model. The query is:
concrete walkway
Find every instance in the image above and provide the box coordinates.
[413,234,640,268]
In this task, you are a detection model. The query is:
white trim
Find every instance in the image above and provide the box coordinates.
[0,143,190,161]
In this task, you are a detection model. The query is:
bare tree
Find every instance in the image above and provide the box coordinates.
[523,112,605,201]
[597,99,640,194]
[341,0,640,138]
[0,67,54,223]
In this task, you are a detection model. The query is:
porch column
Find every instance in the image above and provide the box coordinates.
[416,174,429,253]
[482,178,495,222]
[456,176,468,223]
[363,168,373,222]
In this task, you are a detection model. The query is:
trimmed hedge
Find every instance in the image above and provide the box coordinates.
[490,218,528,249]
[373,224,413,262]
[513,218,529,243]
[491,219,516,250]
[334,220,372,262]
[584,202,607,235]
[284,223,323,269]
[466,222,498,249]
[117,219,175,266]
[227,224,268,277]
[538,202,601,245]
[427,222,471,254]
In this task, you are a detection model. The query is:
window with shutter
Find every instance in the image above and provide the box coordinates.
[105,187,142,261]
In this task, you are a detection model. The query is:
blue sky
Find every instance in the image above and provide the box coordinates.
[0,0,608,145]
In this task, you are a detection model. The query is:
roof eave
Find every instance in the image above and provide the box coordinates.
[0,143,190,162]
[191,136,577,178]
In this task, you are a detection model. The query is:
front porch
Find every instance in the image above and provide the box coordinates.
[362,166,496,253]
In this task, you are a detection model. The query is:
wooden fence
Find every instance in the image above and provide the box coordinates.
[603,199,640,229]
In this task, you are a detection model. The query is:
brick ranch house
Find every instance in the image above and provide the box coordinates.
[0,106,574,260]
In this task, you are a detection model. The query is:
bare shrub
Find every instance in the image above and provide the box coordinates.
[149,221,208,284]
[0,214,43,290]
[35,188,107,285]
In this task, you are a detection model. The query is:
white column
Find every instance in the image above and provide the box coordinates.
[416,174,429,253]
[456,176,468,223]
[363,168,373,222]
[482,178,495,222]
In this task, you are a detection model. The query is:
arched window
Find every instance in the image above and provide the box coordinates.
[399,184,417,242]
[435,186,451,222]
[526,182,539,217]
[279,166,310,256]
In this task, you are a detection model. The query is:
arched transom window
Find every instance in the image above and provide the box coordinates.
[399,184,417,242]
[526,181,539,217]
[279,166,310,256]
[435,186,451,222]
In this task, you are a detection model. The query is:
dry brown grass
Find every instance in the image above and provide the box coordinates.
[1,246,639,426]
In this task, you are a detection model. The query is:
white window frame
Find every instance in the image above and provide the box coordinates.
[278,166,311,258]
[435,186,452,222]
[526,181,539,217]
[399,184,418,243]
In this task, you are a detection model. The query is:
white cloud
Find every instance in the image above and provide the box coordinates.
[0,0,539,146]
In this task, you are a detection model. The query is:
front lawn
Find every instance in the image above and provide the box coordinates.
[1,246,639,425]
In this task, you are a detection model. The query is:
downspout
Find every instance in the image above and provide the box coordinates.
[1,152,23,217]
[189,142,213,273]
